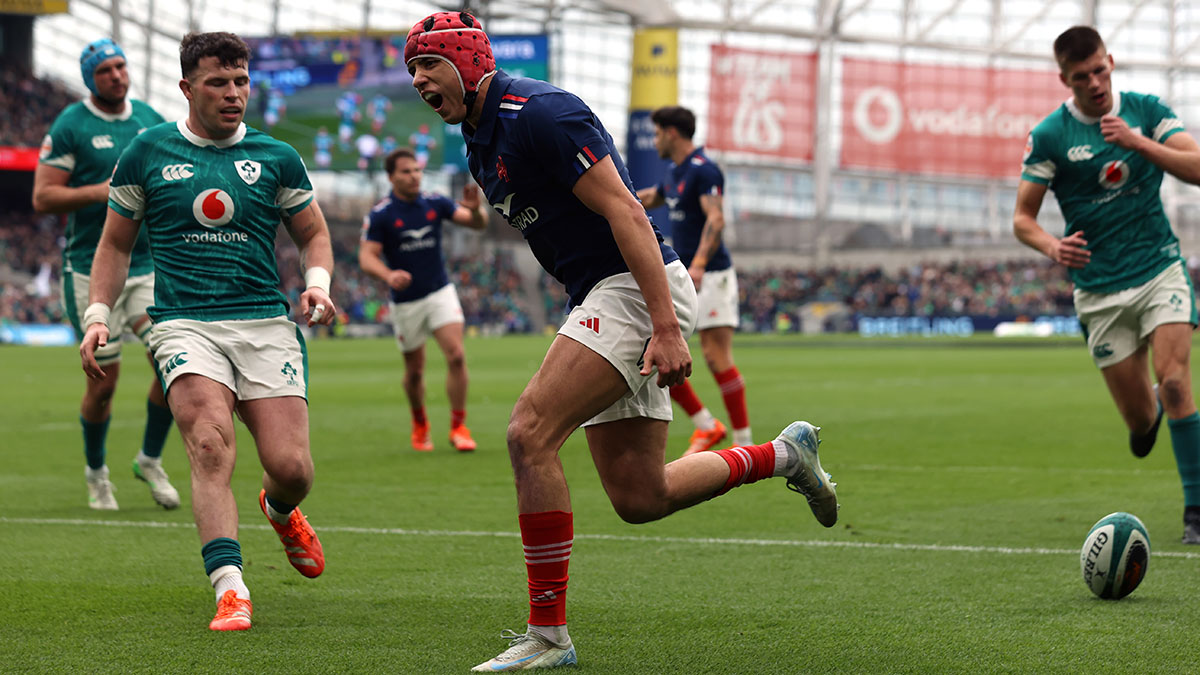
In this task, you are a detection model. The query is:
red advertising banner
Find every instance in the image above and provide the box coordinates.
[0,146,40,171]
[840,58,1065,178]
[707,45,817,161]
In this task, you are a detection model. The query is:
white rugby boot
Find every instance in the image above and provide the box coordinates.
[776,421,839,527]
[86,466,119,510]
[471,628,577,671]
[133,456,181,509]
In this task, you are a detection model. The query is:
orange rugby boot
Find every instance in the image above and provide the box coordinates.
[681,419,728,457]
[411,420,434,452]
[209,590,252,631]
[449,425,477,452]
[259,489,325,578]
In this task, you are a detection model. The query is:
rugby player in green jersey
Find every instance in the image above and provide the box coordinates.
[1015,26,1200,544]
[33,38,178,512]
[80,32,337,630]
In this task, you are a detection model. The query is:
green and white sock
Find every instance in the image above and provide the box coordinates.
[1169,412,1200,507]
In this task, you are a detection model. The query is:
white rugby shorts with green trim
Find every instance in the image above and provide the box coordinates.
[64,270,155,366]
[147,316,308,400]
[1075,259,1198,369]
[558,260,698,426]
[389,282,464,354]
[695,266,740,331]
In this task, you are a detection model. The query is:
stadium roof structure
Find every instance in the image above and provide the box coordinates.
[28,0,1200,249]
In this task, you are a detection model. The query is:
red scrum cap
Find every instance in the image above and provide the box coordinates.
[405,11,496,109]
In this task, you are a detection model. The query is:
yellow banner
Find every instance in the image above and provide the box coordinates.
[0,0,68,14]
[629,28,677,110]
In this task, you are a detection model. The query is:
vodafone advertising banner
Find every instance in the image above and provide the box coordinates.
[841,57,1065,178]
[707,45,817,161]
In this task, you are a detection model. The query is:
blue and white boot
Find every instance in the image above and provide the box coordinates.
[775,421,839,527]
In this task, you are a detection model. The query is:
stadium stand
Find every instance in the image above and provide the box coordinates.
[0,63,77,147]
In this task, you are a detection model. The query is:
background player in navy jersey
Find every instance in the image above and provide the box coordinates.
[406,11,840,671]
[359,147,489,452]
[33,38,178,511]
[637,105,752,457]
[1015,25,1200,543]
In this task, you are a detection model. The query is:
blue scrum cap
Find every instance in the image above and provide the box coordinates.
[80,38,125,96]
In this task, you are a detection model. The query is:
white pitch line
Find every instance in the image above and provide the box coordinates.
[4,516,1200,559]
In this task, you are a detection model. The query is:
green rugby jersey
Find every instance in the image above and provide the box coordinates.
[1021,91,1186,293]
[108,120,314,322]
[40,98,165,276]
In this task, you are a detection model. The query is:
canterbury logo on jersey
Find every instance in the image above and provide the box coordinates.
[1066,145,1094,161]
[161,164,194,181]
[91,135,114,149]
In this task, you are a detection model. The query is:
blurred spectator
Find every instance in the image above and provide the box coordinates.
[0,64,78,148]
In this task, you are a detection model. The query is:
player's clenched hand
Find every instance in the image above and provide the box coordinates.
[1051,230,1091,269]
[387,269,413,291]
[687,264,705,290]
[300,287,337,327]
[80,323,110,380]
[1100,115,1143,151]
[641,328,692,388]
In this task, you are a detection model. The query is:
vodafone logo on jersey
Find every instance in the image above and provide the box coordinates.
[1099,160,1130,190]
[192,189,235,227]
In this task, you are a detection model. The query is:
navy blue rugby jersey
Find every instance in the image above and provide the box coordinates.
[464,71,678,308]
[655,147,732,272]
[362,191,457,303]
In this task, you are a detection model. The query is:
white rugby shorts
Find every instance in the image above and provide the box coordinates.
[1074,260,1198,369]
[695,266,740,331]
[558,260,698,425]
[147,316,308,400]
[389,283,464,353]
[66,270,155,365]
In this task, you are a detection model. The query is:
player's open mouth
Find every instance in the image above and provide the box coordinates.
[423,91,444,111]
[220,107,241,119]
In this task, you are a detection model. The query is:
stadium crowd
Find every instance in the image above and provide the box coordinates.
[0,63,78,148]
[276,223,533,332]
[4,212,1176,333]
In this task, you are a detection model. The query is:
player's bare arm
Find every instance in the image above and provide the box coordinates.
[358,238,412,291]
[31,163,110,214]
[691,192,727,287]
[80,208,141,379]
[1103,118,1200,186]
[284,201,337,326]
[635,185,664,210]
[1013,179,1091,269]
[451,183,489,230]
[574,156,691,388]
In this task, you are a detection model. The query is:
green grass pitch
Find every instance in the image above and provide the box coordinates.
[2,334,1197,673]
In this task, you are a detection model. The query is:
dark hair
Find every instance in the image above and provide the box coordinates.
[1054,26,1105,68]
[651,106,696,140]
[385,147,418,176]
[180,32,250,79]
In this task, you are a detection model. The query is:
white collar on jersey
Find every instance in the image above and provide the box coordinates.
[1065,90,1122,125]
[176,119,247,148]
[83,97,132,122]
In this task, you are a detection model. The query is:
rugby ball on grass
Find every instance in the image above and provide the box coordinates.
[1080,511,1149,599]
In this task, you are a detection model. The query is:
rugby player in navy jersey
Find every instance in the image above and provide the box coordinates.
[406,11,841,671]
[359,147,488,452]
[637,105,752,457]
